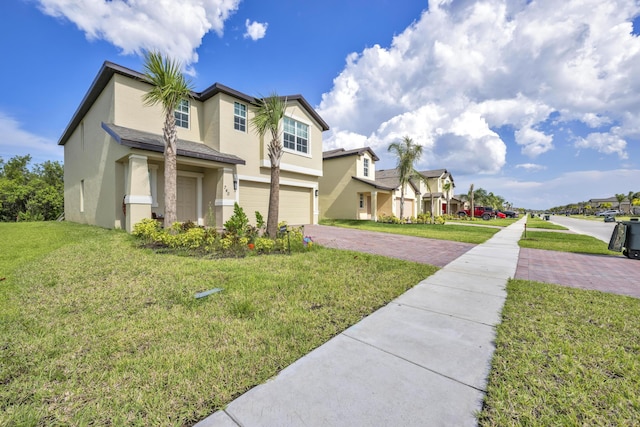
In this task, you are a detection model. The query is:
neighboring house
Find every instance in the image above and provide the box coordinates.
[319,147,397,220]
[319,147,455,220]
[415,169,456,216]
[589,197,635,213]
[58,61,329,232]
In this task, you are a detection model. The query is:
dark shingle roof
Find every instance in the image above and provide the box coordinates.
[323,147,380,161]
[58,61,329,146]
[102,123,245,165]
[351,176,397,191]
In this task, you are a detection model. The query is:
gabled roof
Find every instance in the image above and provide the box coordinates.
[351,176,396,191]
[323,147,380,161]
[418,168,454,185]
[374,169,420,193]
[102,123,245,165]
[58,61,329,146]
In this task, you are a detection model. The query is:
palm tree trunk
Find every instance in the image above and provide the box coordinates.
[400,189,405,219]
[267,165,280,237]
[164,113,178,227]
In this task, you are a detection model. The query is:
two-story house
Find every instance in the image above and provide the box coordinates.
[416,169,456,216]
[58,62,329,232]
[319,147,397,220]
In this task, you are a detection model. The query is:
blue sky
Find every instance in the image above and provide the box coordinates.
[1,0,639,210]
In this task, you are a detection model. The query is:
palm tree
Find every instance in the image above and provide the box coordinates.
[251,93,287,237]
[388,136,423,219]
[627,191,636,214]
[468,183,475,219]
[443,181,452,215]
[615,193,626,212]
[142,51,193,228]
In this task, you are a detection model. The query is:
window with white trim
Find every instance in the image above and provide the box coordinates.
[175,99,189,128]
[363,158,369,177]
[283,117,309,154]
[234,102,246,132]
[359,194,364,209]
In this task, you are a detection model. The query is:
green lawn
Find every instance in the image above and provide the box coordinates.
[525,215,568,230]
[519,230,619,256]
[479,279,640,426]
[319,219,499,244]
[0,222,436,426]
[446,217,519,227]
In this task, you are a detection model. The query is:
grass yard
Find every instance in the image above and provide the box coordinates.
[479,279,640,426]
[0,222,437,426]
[446,217,519,227]
[525,215,568,230]
[319,219,499,244]
[519,230,619,256]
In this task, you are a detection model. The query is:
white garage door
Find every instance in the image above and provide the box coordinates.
[177,176,197,222]
[239,182,312,225]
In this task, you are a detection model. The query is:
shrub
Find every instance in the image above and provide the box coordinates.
[254,237,275,253]
[224,203,249,237]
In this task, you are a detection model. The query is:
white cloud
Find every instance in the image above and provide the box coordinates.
[37,0,241,67]
[244,19,268,41]
[0,112,62,164]
[515,127,553,158]
[318,0,640,173]
[575,131,628,159]
[515,163,547,171]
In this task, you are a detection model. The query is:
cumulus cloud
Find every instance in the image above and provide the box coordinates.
[0,112,62,164]
[318,0,640,173]
[575,131,628,159]
[515,163,547,171]
[36,0,241,67]
[244,19,268,41]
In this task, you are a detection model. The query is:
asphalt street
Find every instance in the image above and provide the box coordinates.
[546,214,617,243]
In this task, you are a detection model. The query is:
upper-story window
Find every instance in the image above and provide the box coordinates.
[175,99,189,128]
[283,117,309,154]
[363,158,369,177]
[234,102,246,132]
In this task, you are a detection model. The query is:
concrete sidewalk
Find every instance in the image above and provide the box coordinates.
[196,219,526,427]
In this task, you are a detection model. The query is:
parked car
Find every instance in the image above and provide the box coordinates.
[596,209,621,216]
[503,210,519,218]
[496,211,506,219]
[457,206,496,220]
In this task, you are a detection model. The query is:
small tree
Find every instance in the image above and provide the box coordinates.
[615,193,626,212]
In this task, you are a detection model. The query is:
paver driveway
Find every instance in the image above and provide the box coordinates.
[304,224,475,268]
[305,223,640,299]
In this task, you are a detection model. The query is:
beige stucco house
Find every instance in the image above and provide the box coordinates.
[59,61,329,232]
[319,147,396,220]
[320,147,455,221]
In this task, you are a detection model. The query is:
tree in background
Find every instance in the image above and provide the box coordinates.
[627,191,636,214]
[615,193,626,212]
[251,93,287,237]
[142,51,193,228]
[388,136,423,219]
[0,155,63,221]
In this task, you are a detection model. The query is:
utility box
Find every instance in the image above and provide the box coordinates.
[608,221,640,260]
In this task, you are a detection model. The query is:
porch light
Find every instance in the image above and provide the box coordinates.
[233,173,238,191]
[315,189,319,197]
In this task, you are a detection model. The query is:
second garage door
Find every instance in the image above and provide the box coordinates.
[239,182,312,225]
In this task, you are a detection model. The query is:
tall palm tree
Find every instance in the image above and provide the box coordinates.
[388,136,423,219]
[627,191,636,214]
[468,183,475,219]
[443,181,452,215]
[142,51,193,228]
[615,193,626,212]
[251,93,287,237]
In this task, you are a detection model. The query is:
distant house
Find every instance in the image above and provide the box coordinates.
[589,196,636,214]
[58,61,329,232]
[319,146,455,220]
[319,147,397,220]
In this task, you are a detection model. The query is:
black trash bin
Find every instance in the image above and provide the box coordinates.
[608,220,640,260]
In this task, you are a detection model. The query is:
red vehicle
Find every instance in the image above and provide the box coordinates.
[496,211,506,219]
[457,206,496,220]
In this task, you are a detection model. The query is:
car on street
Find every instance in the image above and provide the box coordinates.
[503,210,519,218]
[596,209,621,216]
